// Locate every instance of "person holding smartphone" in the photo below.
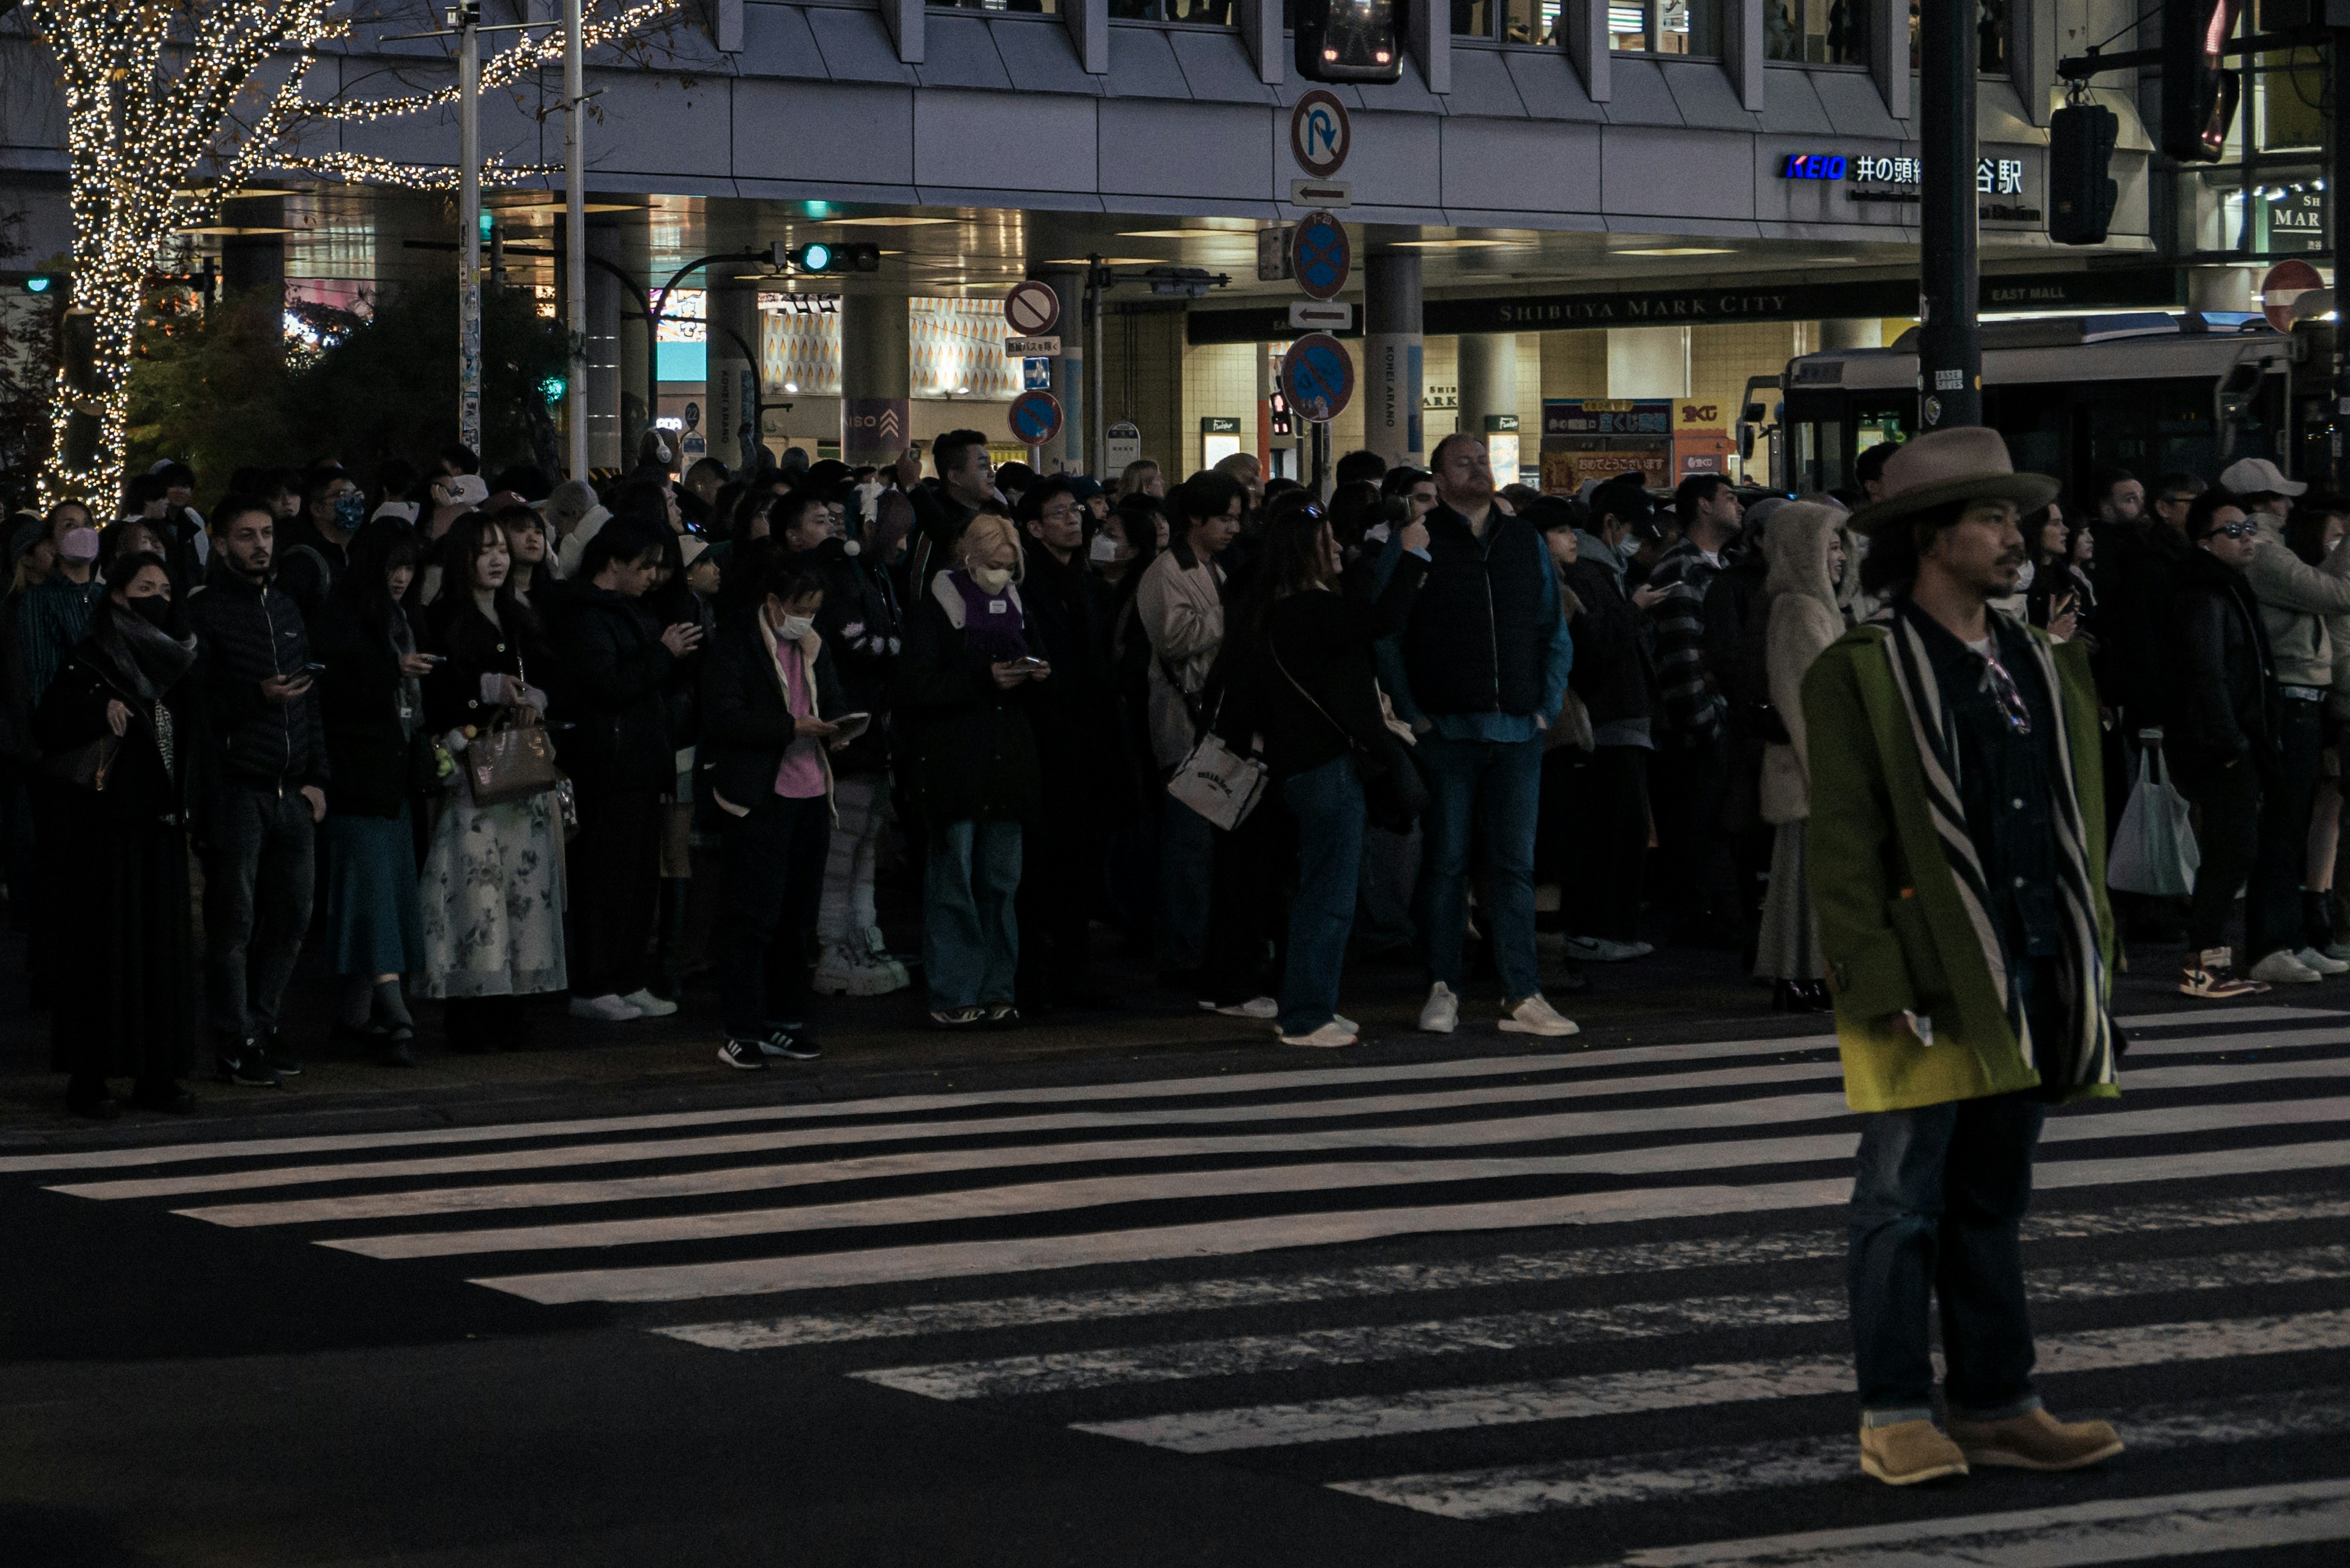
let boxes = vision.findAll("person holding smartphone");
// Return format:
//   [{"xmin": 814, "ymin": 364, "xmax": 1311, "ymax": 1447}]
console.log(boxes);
[{"xmin": 188, "ymin": 496, "xmax": 329, "ymax": 1089}]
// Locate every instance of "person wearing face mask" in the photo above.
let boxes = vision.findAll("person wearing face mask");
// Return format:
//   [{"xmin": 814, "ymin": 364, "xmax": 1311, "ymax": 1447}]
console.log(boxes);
[
  {"xmin": 15, "ymin": 515, "xmax": 105, "ymax": 725},
  {"xmin": 897, "ymin": 513, "xmax": 1048, "ymax": 1029},
  {"xmin": 276, "ymin": 466, "xmax": 363, "ymax": 627},
  {"xmin": 702, "ymin": 557, "xmax": 848, "ymax": 1069},
  {"xmin": 35, "ymin": 553, "xmax": 204, "ymax": 1118}
]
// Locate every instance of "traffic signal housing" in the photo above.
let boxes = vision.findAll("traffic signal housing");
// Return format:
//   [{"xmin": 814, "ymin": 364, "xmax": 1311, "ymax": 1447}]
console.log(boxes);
[
  {"xmin": 1296, "ymin": 0, "xmax": 1401, "ymax": 84},
  {"xmin": 2161, "ymin": 0, "xmax": 2244, "ymax": 163},
  {"xmin": 2049, "ymin": 102, "xmax": 2120, "ymax": 245},
  {"xmin": 774, "ymin": 241, "xmax": 881, "ymax": 275}
]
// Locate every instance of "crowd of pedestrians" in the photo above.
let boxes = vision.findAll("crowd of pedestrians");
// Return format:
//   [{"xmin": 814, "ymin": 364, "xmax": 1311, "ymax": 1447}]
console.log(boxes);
[{"xmin": 6, "ymin": 423, "xmax": 2348, "ymax": 1113}]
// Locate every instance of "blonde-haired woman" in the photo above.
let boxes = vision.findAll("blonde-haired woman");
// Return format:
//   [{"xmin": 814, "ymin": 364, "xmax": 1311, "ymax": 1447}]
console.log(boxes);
[
  {"xmin": 1755, "ymin": 501, "xmax": 1852, "ymax": 1012},
  {"xmin": 895, "ymin": 511, "xmax": 1049, "ymax": 1028}
]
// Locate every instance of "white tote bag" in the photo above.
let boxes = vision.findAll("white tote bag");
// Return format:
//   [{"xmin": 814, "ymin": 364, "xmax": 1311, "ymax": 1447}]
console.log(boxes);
[
  {"xmin": 2106, "ymin": 745, "xmax": 2201, "ymax": 897},
  {"xmin": 1166, "ymin": 732, "xmax": 1269, "ymax": 832}
]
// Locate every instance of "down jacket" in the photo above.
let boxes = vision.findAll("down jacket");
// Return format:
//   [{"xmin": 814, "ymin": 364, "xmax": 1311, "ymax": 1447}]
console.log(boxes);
[
  {"xmin": 1759, "ymin": 502, "xmax": 1852, "ymax": 826},
  {"xmin": 2247, "ymin": 515, "xmax": 2350, "ymax": 689}
]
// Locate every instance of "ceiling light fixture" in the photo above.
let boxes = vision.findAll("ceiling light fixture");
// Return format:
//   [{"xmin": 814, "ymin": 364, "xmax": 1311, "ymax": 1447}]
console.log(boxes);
[
  {"xmin": 1388, "ymin": 238, "xmax": 1513, "ymax": 249},
  {"xmin": 1610, "ymin": 247, "xmax": 1738, "ymax": 256},
  {"xmin": 815, "ymin": 216, "xmax": 953, "ymax": 227},
  {"xmin": 1114, "ymin": 227, "xmax": 1256, "ymax": 239}
]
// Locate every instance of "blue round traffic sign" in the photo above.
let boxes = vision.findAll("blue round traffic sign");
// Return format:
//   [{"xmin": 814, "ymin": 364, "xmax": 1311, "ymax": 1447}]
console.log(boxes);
[
  {"xmin": 1007, "ymin": 388, "xmax": 1063, "ymax": 447},
  {"xmin": 1289, "ymin": 211, "xmax": 1352, "ymax": 303},
  {"xmin": 1280, "ymin": 333, "xmax": 1354, "ymax": 425}
]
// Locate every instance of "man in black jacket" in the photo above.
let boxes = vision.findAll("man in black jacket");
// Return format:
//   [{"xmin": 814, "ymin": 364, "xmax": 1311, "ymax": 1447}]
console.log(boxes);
[
  {"xmin": 2164, "ymin": 491, "xmax": 2278, "ymax": 999},
  {"xmin": 898, "ymin": 431, "xmax": 998, "ymax": 592},
  {"xmin": 189, "ymin": 496, "xmax": 327, "ymax": 1088}
]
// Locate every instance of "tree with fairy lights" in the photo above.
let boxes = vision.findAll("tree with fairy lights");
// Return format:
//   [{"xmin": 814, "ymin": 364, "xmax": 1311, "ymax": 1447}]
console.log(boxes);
[{"xmin": 21, "ymin": 0, "xmax": 677, "ymax": 500}]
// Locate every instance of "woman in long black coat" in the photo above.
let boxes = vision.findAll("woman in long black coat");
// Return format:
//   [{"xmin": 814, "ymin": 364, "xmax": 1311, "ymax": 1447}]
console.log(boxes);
[{"xmin": 34, "ymin": 552, "xmax": 203, "ymax": 1118}]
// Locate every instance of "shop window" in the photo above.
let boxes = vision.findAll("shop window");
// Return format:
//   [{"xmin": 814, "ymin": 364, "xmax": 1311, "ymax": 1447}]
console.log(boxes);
[
  {"xmin": 1610, "ymin": 0, "xmax": 1719, "ymax": 56},
  {"xmin": 931, "ymin": 0, "xmax": 1064, "ymax": 11},
  {"xmin": 1453, "ymin": 0, "xmax": 1559, "ymax": 43},
  {"xmin": 1904, "ymin": 0, "xmax": 2007, "ymax": 75},
  {"xmin": 1764, "ymin": 0, "xmax": 1867, "ymax": 64},
  {"xmin": 1109, "ymin": 0, "xmax": 1235, "ymax": 16}
]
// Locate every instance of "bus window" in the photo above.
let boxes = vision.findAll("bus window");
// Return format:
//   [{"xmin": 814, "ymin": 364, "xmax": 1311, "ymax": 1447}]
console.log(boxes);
[{"xmin": 1821, "ymin": 420, "xmax": 1845, "ymax": 490}]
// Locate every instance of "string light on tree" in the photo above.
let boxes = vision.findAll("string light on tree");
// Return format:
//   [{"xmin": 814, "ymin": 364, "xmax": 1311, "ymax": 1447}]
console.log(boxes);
[{"xmin": 23, "ymin": 0, "xmax": 679, "ymax": 502}]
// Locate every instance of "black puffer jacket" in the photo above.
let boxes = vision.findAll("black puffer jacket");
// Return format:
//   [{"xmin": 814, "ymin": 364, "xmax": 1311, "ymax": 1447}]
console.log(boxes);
[
  {"xmin": 548, "ymin": 584, "xmax": 676, "ymax": 793},
  {"xmin": 315, "ymin": 602, "xmax": 417, "ymax": 819},
  {"xmin": 186, "ymin": 559, "xmax": 326, "ymax": 792},
  {"xmin": 808, "ymin": 539, "xmax": 902, "ymax": 776},
  {"xmin": 2165, "ymin": 546, "xmax": 2280, "ymax": 769},
  {"xmin": 699, "ymin": 611, "xmax": 850, "ymax": 813},
  {"xmin": 2094, "ymin": 519, "xmax": 2190, "ymax": 722},
  {"xmin": 895, "ymin": 573, "xmax": 1040, "ymax": 827},
  {"xmin": 1400, "ymin": 504, "xmax": 1553, "ymax": 717},
  {"xmin": 1561, "ymin": 557, "xmax": 1655, "ymax": 729},
  {"xmin": 1020, "ymin": 540, "xmax": 1135, "ymax": 817}
]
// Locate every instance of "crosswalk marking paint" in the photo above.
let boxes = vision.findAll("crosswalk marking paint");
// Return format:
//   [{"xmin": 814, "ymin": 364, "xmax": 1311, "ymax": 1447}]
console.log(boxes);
[
  {"xmin": 474, "ymin": 1139, "xmax": 2350, "ymax": 1303},
  {"xmin": 1332, "ymin": 1389, "xmax": 2350, "ymax": 1518},
  {"xmin": 332, "ymin": 1095, "xmax": 2350, "ymax": 1261},
  {"xmin": 1615, "ymin": 1477, "xmax": 2350, "ymax": 1567},
  {"xmin": 1069, "ymin": 1307, "xmax": 2350, "ymax": 1452},
  {"xmin": 2121, "ymin": 1005, "xmax": 2345, "ymax": 1028},
  {"xmin": 850, "ymin": 1245, "xmax": 2350, "ymax": 1402},
  {"xmin": 657, "ymin": 1193, "xmax": 2350, "ymax": 1351}
]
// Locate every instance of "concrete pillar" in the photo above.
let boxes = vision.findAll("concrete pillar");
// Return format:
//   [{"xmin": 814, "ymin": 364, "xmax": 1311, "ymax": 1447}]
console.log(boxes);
[
  {"xmin": 586, "ymin": 224, "xmax": 625, "ymax": 471},
  {"xmin": 1363, "ymin": 250, "xmax": 1425, "ymax": 468},
  {"xmin": 1027, "ymin": 264, "xmax": 1085, "ymax": 474},
  {"xmin": 220, "ymin": 195, "xmax": 285, "ymax": 303},
  {"xmin": 1457, "ymin": 332, "xmax": 1517, "ymax": 458},
  {"xmin": 1606, "ymin": 326, "xmax": 1688, "ymax": 400},
  {"xmin": 706, "ymin": 285, "xmax": 761, "ymax": 476},
  {"xmin": 1818, "ymin": 319, "xmax": 1884, "ymax": 351},
  {"xmin": 617, "ymin": 252, "xmax": 651, "ymax": 463},
  {"xmin": 840, "ymin": 291, "xmax": 911, "ymax": 468}
]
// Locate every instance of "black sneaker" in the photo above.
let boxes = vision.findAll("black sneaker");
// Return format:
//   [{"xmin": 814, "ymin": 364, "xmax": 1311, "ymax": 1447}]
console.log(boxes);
[
  {"xmin": 260, "ymin": 1028, "xmax": 303, "ymax": 1078},
  {"xmin": 761, "ymin": 1030, "xmax": 821, "ymax": 1061},
  {"xmin": 216, "ymin": 1042, "xmax": 282, "ymax": 1089},
  {"xmin": 717, "ymin": 1038, "xmax": 769, "ymax": 1070}
]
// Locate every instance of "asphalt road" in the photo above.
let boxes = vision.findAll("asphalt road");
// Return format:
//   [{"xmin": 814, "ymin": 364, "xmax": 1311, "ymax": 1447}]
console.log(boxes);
[{"xmin": 5, "ymin": 947, "xmax": 2349, "ymax": 1566}]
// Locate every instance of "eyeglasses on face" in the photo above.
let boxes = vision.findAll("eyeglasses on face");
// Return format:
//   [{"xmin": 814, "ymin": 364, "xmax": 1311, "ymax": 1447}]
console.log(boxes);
[{"xmin": 2209, "ymin": 522, "xmax": 2258, "ymax": 540}]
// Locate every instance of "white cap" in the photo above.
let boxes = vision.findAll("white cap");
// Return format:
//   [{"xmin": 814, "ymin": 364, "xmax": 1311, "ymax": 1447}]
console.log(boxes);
[
  {"xmin": 2219, "ymin": 457, "xmax": 2307, "ymax": 499},
  {"xmin": 441, "ymin": 474, "xmax": 490, "ymax": 509},
  {"xmin": 678, "ymin": 535, "xmax": 711, "ymax": 568}
]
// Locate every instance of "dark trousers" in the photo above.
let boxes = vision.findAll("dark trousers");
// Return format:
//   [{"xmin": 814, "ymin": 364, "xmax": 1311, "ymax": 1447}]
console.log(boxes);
[
  {"xmin": 2251, "ymin": 695, "xmax": 2324, "ymax": 961},
  {"xmin": 1203, "ymin": 794, "xmax": 1292, "ymax": 1007},
  {"xmin": 1016, "ymin": 805, "xmax": 1100, "ymax": 1006},
  {"xmin": 569, "ymin": 783, "xmax": 661, "ymax": 998},
  {"xmin": 1652, "ymin": 726, "xmax": 1736, "ymax": 933},
  {"xmin": 1559, "ymin": 745, "xmax": 1650, "ymax": 944},
  {"xmin": 2169, "ymin": 743, "xmax": 2264, "ymax": 958},
  {"xmin": 719, "ymin": 796, "xmax": 831, "ymax": 1039},
  {"xmin": 203, "ymin": 783, "xmax": 316, "ymax": 1043}
]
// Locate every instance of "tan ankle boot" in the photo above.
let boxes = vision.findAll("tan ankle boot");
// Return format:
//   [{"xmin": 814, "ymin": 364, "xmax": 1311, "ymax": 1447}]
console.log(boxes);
[
  {"xmin": 1946, "ymin": 1406, "xmax": 2124, "ymax": 1470},
  {"xmin": 1858, "ymin": 1419, "xmax": 1969, "ymax": 1485}
]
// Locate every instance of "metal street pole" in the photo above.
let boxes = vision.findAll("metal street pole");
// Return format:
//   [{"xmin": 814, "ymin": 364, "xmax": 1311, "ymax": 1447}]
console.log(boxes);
[
  {"xmin": 1915, "ymin": 0, "xmax": 1981, "ymax": 431},
  {"xmin": 458, "ymin": 2, "xmax": 483, "ymax": 454},
  {"xmin": 564, "ymin": 0, "xmax": 588, "ymax": 480},
  {"xmin": 2331, "ymin": 24, "xmax": 2350, "ymax": 487}
]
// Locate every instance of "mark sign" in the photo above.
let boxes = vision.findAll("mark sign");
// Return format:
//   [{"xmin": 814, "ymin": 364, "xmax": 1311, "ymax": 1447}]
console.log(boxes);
[
  {"xmin": 1289, "ymin": 89, "xmax": 1351, "ymax": 179},
  {"xmin": 1280, "ymin": 332, "xmax": 1355, "ymax": 424},
  {"xmin": 1004, "ymin": 280, "xmax": 1061, "ymax": 338},
  {"xmin": 1008, "ymin": 388, "xmax": 1064, "ymax": 448},
  {"xmin": 1290, "ymin": 211, "xmax": 1351, "ymax": 303}
]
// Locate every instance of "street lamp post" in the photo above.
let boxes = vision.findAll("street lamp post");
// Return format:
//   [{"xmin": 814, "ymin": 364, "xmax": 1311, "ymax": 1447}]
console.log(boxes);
[
  {"xmin": 458, "ymin": 0, "xmax": 483, "ymax": 454},
  {"xmin": 564, "ymin": 0, "xmax": 588, "ymax": 479},
  {"xmin": 1915, "ymin": 0, "xmax": 1982, "ymax": 432}
]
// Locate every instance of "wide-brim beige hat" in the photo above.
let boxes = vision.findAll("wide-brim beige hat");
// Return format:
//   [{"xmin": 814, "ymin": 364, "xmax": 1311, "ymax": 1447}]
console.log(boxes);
[{"xmin": 1848, "ymin": 427, "xmax": 2059, "ymax": 536}]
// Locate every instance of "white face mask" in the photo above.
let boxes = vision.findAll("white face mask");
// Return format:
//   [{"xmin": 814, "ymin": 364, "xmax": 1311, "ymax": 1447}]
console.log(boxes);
[
  {"xmin": 775, "ymin": 612, "xmax": 815, "ymax": 641},
  {"xmin": 971, "ymin": 564, "xmax": 1013, "ymax": 592},
  {"xmin": 2013, "ymin": 561, "xmax": 2035, "ymax": 592},
  {"xmin": 1089, "ymin": 534, "xmax": 1122, "ymax": 563}
]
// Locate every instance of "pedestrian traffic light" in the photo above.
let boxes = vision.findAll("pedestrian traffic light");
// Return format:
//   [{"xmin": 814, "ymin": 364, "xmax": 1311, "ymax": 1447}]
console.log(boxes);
[
  {"xmin": 20, "ymin": 274, "xmax": 55, "ymax": 294},
  {"xmin": 2048, "ymin": 102, "xmax": 2120, "ymax": 245},
  {"xmin": 2160, "ymin": 0, "xmax": 2244, "ymax": 163},
  {"xmin": 779, "ymin": 242, "xmax": 881, "ymax": 275},
  {"xmin": 1296, "ymin": 0, "xmax": 1401, "ymax": 84}
]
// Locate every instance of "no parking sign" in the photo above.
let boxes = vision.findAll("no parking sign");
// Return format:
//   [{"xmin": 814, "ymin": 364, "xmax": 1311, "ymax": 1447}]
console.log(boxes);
[{"xmin": 1280, "ymin": 334, "xmax": 1354, "ymax": 425}]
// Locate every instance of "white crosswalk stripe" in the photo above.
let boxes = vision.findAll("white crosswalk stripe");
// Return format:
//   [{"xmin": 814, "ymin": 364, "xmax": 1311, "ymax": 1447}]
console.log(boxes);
[{"xmin": 12, "ymin": 1004, "xmax": 2350, "ymax": 1561}]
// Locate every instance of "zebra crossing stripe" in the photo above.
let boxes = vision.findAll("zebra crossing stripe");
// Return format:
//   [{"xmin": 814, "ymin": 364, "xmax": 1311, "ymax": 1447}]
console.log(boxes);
[
  {"xmin": 1069, "ymin": 1307, "xmax": 2350, "ymax": 1453},
  {"xmin": 331, "ymin": 1095, "xmax": 2350, "ymax": 1262},
  {"xmin": 1331, "ymin": 1390, "xmax": 2350, "ymax": 1518},
  {"xmin": 849, "ymin": 1245, "xmax": 2350, "ymax": 1403},
  {"xmin": 658, "ymin": 1193, "xmax": 2350, "ymax": 1351},
  {"xmin": 2120, "ymin": 1005, "xmax": 2345, "ymax": 1028},
  {"xmin": 170, "ymin": 1057, "xmax": 2350, "ymax": 1230},
  {"xmin": 476, "ymin": 1138, "xmax": 2350, "ymax": 1304},
  {"xmin": 1613, "ymin": 1477, "xmax": 2350, "ymax": 1567}
]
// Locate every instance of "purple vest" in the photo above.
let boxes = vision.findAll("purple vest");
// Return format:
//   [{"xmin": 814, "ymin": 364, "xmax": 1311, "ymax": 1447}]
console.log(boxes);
[{"xmin": 950, "ymin": 571, "xmax": 1029, "ymax": 662}]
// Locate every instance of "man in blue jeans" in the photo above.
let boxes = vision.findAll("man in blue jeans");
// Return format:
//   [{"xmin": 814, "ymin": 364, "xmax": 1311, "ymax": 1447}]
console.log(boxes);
[
  {"xmin": 1378, "ymin": 433, "xmax": 1577, "ymax": 1039},
  {"xmin": 188, "ymin": 498, "xmax": 328, "ymax": 1089}
]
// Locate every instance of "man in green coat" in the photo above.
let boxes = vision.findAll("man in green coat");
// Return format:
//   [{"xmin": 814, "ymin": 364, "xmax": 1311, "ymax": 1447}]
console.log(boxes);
[{"xmin": 1804, "ymin": 427, "xmax": 2124, "ymax": 1487}]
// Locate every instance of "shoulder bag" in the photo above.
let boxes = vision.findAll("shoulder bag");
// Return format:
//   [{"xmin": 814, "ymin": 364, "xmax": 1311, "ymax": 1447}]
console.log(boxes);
[
  {"xmin": 466, "ymin": 654, "xmax": 564, "ymax": 806},
  {"xmin": 1271, "ymin": 641, "xmax": 1427, "ymax": 834}
]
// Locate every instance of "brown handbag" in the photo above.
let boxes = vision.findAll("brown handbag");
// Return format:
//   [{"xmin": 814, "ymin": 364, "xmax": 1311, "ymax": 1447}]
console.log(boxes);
[
  {"xmin": 466, "ymin": 711, "xmax": 563, "ymax": 805},
  {"xmin": 44, "ymin": 734, "xmax": 121, "ymax": 793}
]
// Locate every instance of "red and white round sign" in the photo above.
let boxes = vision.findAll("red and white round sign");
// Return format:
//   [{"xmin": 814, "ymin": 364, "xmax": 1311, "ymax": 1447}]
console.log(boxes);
[
  {"xmin": 2261, "ymin": 259, "xmax": 2323, "ymax": 332},
  {"xmin": 1004, "ymin": 280, "xmax": 1061, "ymax": 337}
]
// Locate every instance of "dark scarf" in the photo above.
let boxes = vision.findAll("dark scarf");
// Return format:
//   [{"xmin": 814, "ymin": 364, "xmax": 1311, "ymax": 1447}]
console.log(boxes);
[{"xmin": 92, "ymin": 602, "xmax": 196, "ymax": 704}]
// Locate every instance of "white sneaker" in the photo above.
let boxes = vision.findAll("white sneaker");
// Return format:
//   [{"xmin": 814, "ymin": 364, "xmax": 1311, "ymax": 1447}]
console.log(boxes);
[
  {"xmin": 569, "ymin": 993, "xmax": 643, "ymax": 1022},
  {"xmin": 1208, "ymin": 996, "xmax": 1279, "ymax": 1020},
  {"xmin": 2249, "ymin": 949, "xmax": 2323, "ymax": 984},
  {"xmin": 1277, "ymin": 1021, "xmax": 1359, "ymax": 1048},
  {"xmin": 1419, "ymin": 982, "xmax": 1458, "ymax": 1034},
  {"xmin": 2294, "ymin": 946, "xmax": 2350, "ymax": 976},
  {"xmin": 1625, "ymin": 940, "xmax": 1655, "ymax": 957},
  {"xmin": 1333, "ymin": 1014, "xmax": 1357, "ymax": 1033},
  {"xmin": 1500, "ymin": 994, "xmax": 1580, "ymax": 1037},
  {"xmin": 1566, "ymin": 936, "xmax": 1647, "ymax": 963},
  {"xmin": 621, "ymin": 988, "xmax": 678, "ymax": 1018},
  {"xmin": 815, "ymin": 946, "xmax": 906, "ymax": 998}
]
